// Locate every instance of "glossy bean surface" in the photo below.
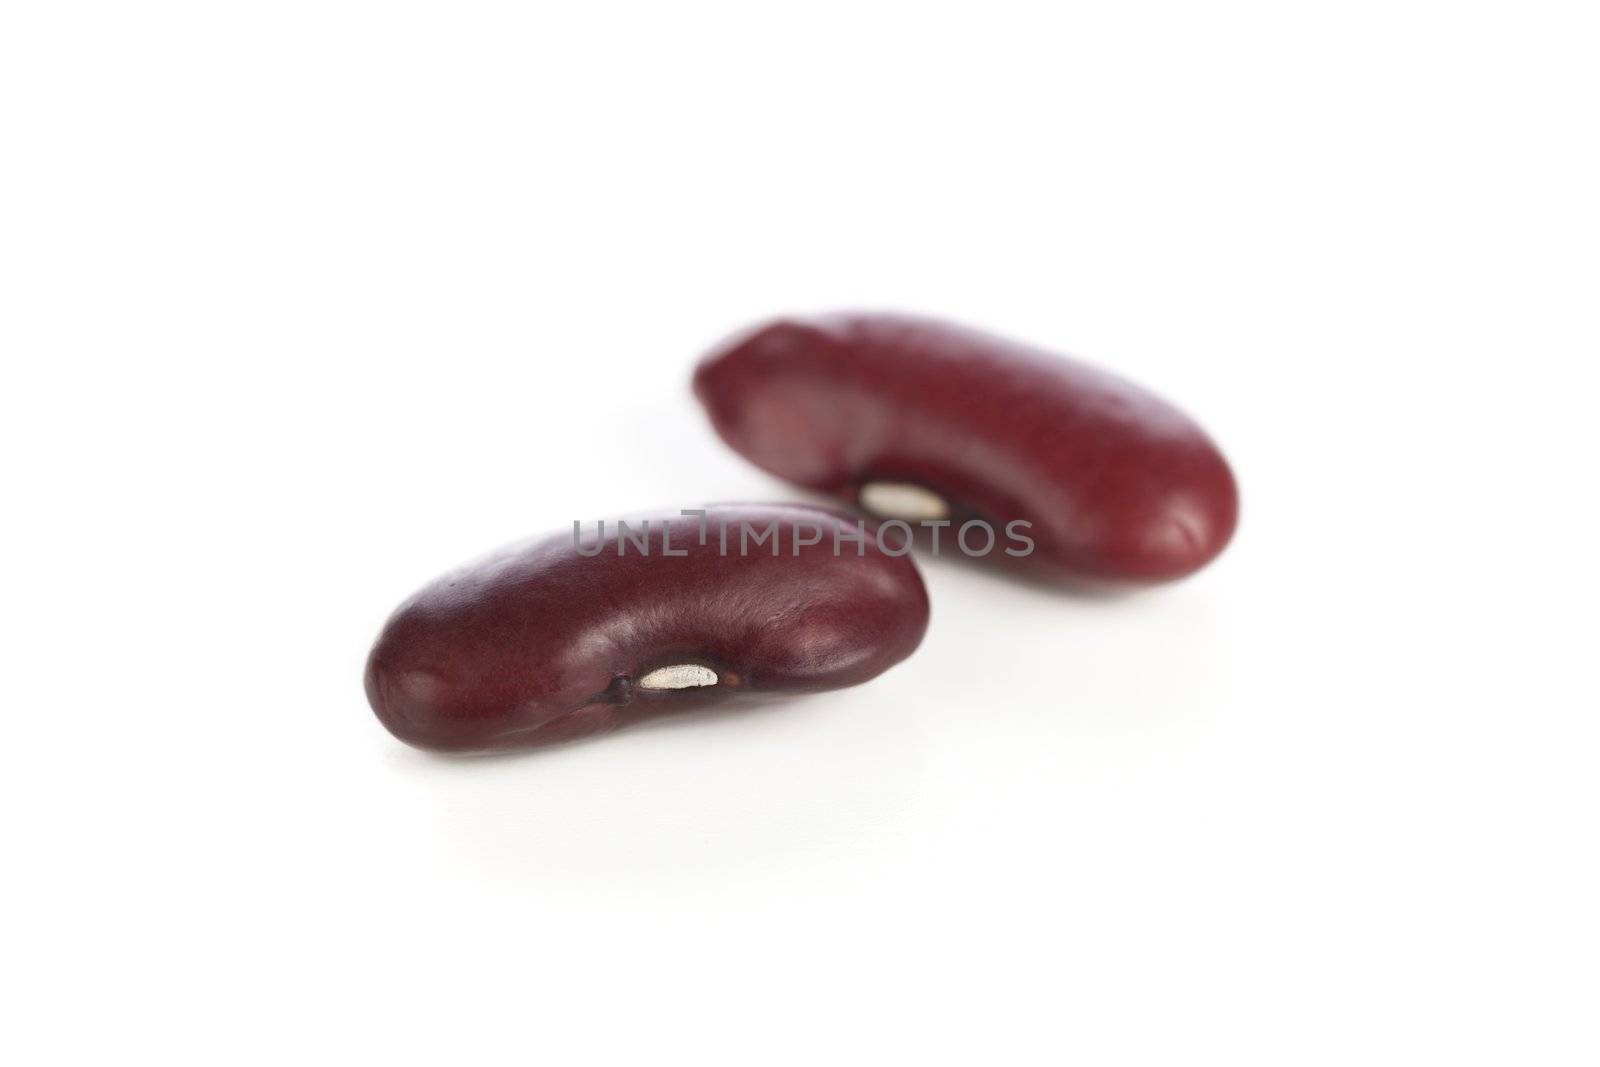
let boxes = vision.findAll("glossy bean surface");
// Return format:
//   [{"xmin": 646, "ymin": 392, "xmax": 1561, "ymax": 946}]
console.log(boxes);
[
  {"xmin": 365, "ymin": 504, "xmax": 929, "ymax": 753},
  {"xmin": 694, "ymin": 313, "xmax": 1239, "ymax": 585}
]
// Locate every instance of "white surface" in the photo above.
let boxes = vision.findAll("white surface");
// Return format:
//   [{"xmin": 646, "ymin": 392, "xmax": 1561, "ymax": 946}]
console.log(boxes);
[{"xmin": 3, "ymin": 2, "xmax": 1597, "ymax": 1063}]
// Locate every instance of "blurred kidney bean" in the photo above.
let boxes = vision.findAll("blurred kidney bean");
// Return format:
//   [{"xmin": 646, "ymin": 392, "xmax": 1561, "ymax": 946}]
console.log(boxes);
[
  {"xmin": 694, "ymin": 313, "xmax": 1239, "ymax": 585},
  {"xmin": 365, "ymin": 504, "xmax": 929, "ymax": 753}
]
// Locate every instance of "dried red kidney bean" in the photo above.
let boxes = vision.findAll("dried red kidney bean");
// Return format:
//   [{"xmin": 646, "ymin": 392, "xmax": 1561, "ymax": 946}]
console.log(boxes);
[
  {"xmin": 694, "ymin": 313, "xmax": 1239, "ymax": 585},
  {"xmin": 365, "ymin": 504, "xmax": 929, "ymax": 753}
]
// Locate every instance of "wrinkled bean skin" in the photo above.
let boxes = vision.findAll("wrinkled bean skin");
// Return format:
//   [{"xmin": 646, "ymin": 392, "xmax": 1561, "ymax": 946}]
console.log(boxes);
[
  {"xmin": 365, "ymin": 505, "xmax": 929, "ymax": 753},
  {"xmin": 694, "ymin": 313, "xmax": 1239, "ymax": 585}
]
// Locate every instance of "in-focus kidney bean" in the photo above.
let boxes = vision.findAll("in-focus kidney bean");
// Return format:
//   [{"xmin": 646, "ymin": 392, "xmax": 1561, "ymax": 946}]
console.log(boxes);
[
  {"xmin": 694, "ymin": 313, "xmax": 1239, "ymax": 585},
  {"xmin": 365, "ymin": 504, "xmax": 929, "ymax": 753}
]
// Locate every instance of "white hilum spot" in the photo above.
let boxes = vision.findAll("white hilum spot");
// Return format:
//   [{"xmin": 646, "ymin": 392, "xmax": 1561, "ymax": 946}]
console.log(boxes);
[
  {"xmin": 638, "ymin": 664, "xmax": 719, "ymax": 690},
  {"xmin": 859, "ymin": 481, "xmax": 951, "ymax": 522}
]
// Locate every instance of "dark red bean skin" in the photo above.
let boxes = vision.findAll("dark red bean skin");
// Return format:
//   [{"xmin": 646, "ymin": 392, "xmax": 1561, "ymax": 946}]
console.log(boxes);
[
  {"xmin": 365, "ymin": 505, "xmax": 929, "ymax": 754},
  {"xmin": 694, "ymin": 313, "xmax": 1239, "ymax": 585}
]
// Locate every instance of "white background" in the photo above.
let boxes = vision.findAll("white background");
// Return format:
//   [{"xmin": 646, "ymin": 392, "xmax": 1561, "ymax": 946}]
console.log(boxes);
[{"xmin": 4, "ymin": 2, "xmax": 1597, "ymax": 1063}]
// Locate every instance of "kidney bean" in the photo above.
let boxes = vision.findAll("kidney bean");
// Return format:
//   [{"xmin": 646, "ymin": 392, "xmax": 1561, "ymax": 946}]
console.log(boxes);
[
  {"xmin": 694, "ymin": 313, "xmax": 1239, "ymax": 585},
  {"xmin": 365, "ymin": 504, "xmax": 929, "ymax": 753}
]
